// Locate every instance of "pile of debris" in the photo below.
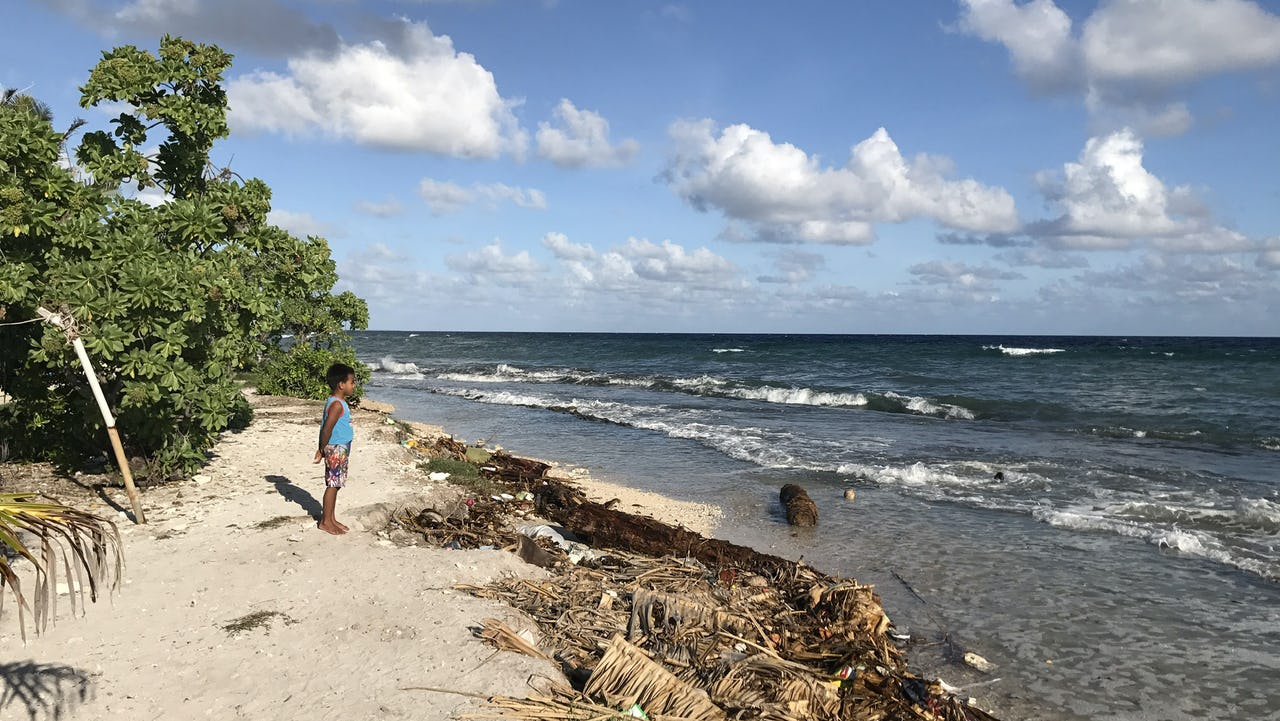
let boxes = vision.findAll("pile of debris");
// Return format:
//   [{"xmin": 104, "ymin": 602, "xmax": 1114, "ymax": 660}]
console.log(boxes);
[{"xmin": 395, "ymin": 434, "xmax": 1001, "ymax": 721}]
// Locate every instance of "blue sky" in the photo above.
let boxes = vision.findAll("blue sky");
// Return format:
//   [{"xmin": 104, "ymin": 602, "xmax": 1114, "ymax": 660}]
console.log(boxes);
[{"xmin": 5, "ymin": 0, "xmax": 1280, "ymax": 335}]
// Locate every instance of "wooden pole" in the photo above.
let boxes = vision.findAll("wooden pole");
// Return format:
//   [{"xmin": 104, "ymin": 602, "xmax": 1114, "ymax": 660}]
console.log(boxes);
[{"xmin": 36, "ymin": 307, "xmax": 146, "ymax": 524}]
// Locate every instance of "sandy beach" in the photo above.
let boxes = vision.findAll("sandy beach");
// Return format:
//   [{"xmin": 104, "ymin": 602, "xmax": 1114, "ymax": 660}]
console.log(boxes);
[{"xmin": 0, "ymin": 392, "xmax": 721, "ymax": 721}]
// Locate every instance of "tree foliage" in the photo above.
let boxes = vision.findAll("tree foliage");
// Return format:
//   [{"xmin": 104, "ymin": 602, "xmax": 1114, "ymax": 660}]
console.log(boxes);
[{"xmin": 0, "ymin": 36, "xmax": 367, "ymax": 480}]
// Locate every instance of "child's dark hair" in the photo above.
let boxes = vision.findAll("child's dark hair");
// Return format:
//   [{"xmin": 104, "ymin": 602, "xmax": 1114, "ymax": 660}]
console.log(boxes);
[{"xmin": 326, "ymin": 363, "xmax": 356, "ymax": 391}]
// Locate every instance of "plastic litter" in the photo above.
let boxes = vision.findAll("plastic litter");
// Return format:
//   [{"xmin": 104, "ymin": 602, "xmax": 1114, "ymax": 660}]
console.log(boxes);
[
  {"xmin": 427, "ymin": 471, "xmax": 450, "ymax": 482},
  {"xmin": 622, "ymin": 704, "xmax": 649, "ymax": 719}
]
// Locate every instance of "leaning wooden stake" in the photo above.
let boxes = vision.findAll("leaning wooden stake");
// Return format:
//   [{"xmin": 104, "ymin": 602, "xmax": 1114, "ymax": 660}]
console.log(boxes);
[{"xmin": 36, "ymin": 307, "xmax": 146, "ymax": 524}]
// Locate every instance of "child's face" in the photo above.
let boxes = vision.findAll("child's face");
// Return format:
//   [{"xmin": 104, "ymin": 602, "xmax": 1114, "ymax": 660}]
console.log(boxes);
[{"xmin": 339, "ymin": 374, "xmax": 356, "ymax": 395}]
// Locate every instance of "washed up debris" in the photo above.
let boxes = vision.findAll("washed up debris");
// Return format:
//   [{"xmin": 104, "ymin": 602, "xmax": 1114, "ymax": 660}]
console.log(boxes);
[
  {"xmin": 392, "ymin": 429, "xmax": 1004, "ymax": 721},
  {"xmin": 964, "ymin": 651, "xmax": 998, "ymax": 673},
  {"xmin": 780, "ymin": 483, "xmax": 818, "ymax": 526}
]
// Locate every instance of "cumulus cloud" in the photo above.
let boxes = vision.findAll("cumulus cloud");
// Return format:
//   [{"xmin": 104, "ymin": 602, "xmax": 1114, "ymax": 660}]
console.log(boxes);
[
  {"xmin": 955, "ymin": 0, "xmax": 1280, "ymax": 135},
  {"xmin": 536, "ymin": 99, "xmax": 640, "ymax": 168},
  {"xmin": 909, "ymin": 260, "xmax": 1025, "ymax": 285},
  {"xmin": 267, "ymin": 209, "xmax": 336, "ymax": 238},
  {"xmin": 355, "ymin": 197, "xmax": 405, "ymax": 217},
  {"xmin": 1081, "ymin": 0, "xmax": 1280, "ymax": 86},
  {"xmin": 541, "ymin": 231, "xmax": 597, "ymax": 261},
  {"xmin": 445, "ymin": 242, "xmax": 547, "ymax": 282},
  {"xmin": 227, "ymin": 19, "xmax": 527, "ymax": 157},
  {"xmin": 758, "ymin": 249, "xmax": 826, "ymax": 284},
  {"xmin": 622, "ymin": 238, "xmax": 739, "ymax": 285},
  {"xmin": 955, "ymin": 0, "xmax": 1080, "ymax": 92},
  {"xmin": 1258, "ymin": 249, "xmax": 1280, "ymax": 269},
  {"xmin": 937, "ymin": 231, "xmax": 1030, "ymax": 247},
  {"xmin": 1030, "ymin": 129, "xmax": 1252, "ymax": 252},
  {"xmin": 417, "ymin": 179, "xmax": 547, "ymax": 215},
  {"xmin": 539, "ymin": 233, "xmax": 741, "ymax": 292},
  {"xmin": 663, "ymin": 119, "xmax": 1018, "ymax": 245},
  {"xmin": 997, "ymin": 248, "xmax": 1090, "ymax": 268}
]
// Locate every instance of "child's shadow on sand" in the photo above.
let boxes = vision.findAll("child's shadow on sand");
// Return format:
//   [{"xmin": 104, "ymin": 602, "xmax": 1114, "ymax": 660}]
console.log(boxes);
[{"xmin": 266, "ymin": 475, "xmax": 322, "ymax": 520}]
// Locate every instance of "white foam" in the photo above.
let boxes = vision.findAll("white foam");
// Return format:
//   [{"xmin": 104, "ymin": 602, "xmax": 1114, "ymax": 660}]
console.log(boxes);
[
  {"xmin": 438, "ymin": 372, "xmax": 503, "ymax": 383},
  {"xmin": 984, "ymin": 344, "xmax": 1065, "ymax": 356},
  {"xmin": 373, "ymin": 356, "xmax": 424, "ymax": 378},
  {"xmin": 725, "ymin": 386, "xmax": 869, "ymax": 407},
  {"xmin": 836, "ymin": 461, "xmax": 984, "ymax": 489},
  {"xmin": 711, "ymin": 348, "xmax": 745, "ymax": 353},
  {"xmin": 1036, "ymin": 508, "xmax": 1277, "ymax": 580},
  {"xmin": 884, "ymin": 391, "xmax": 976, "ymax": 420},
  {"xmin": 408, "ymin": 333, "xmax": 419, "ymax": 338}
]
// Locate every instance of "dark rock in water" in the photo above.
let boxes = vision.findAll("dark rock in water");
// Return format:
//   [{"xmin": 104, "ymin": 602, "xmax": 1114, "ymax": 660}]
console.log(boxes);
[
  {"xmin": 780, "ymin": 483, "xmax": 818, "ymax": 526},
  {"xmin": 993, "ymin": 471, "xmax": 1005, "ymax": 481}
]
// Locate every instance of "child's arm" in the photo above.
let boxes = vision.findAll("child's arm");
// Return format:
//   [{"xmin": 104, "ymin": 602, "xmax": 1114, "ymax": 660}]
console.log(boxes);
[{"xmin": 313, "ymin": 401, "xmax": 343, "ymax": 463}]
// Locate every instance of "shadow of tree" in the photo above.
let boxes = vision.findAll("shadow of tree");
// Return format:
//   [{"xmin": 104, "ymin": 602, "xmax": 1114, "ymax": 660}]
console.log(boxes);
[
  {"xmin": 0, "ymin": 661, "xmax": 92, "ymax": 721},
  {"xmin": 266, "ymin": 475, "xmax": 321, "ymax": 520}
]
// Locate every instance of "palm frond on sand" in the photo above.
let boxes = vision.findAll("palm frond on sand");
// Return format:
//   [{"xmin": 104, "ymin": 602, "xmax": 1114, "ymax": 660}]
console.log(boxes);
[{"xmin": 0, "ymin": 493, "xmax": 122, "ymax": 641}]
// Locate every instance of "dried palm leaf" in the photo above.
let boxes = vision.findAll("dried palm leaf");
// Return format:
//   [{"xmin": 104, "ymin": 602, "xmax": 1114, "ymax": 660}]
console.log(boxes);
[
  {"xmin": 585, "ymin": 634, "xmax": 725, "ymax": 721},
  {"xmin": 0, "ymin": 493, "xmax": 122, "ymax": 641}
]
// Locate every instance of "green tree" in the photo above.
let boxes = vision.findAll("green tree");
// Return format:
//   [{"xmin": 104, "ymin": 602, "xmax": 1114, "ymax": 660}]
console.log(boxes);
[{"xmin": 0, "ymin": 37, "xmax": 366, "ymax": 480}]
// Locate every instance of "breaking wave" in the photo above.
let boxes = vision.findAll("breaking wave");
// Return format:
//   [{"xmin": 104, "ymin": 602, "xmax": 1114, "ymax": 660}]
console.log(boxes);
[
  {"xmin": 369, "ymin": 356, "xmax": 425, "ymax": 379},
  {"xmin": 433, "ymin": 364, "xmax": 974, "ymax": 418},
  {"xmin": 984, "ymin": 345, "xmax": 1066, "ymax": 356}
]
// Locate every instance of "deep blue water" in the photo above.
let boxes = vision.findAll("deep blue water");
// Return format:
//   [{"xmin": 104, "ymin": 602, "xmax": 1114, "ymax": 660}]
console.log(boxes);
[{"xmin": 354, "ymin": 332, "xmax": 1279, "ymax": 721}]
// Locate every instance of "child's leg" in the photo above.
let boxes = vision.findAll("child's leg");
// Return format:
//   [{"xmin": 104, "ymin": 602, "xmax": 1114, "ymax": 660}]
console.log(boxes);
[
  {"xmin": 319, "ymin": 444, "xmax": 349, "ymax": 535},
  {"xmin": 319, "ymin": 486, "xmax": 345, "ymax": 535}
]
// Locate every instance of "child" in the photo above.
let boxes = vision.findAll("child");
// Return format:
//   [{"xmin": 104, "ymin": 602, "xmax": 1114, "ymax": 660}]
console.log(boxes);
[{"xmin": 313, "ymin": 363, "xmax": 356, "ymax": 535}]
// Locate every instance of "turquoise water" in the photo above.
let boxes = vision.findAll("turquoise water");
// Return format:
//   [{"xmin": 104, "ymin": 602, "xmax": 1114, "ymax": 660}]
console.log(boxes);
[{"xmin": 354, "ymin": 331, "xmax": 1279, "ymax": 720}]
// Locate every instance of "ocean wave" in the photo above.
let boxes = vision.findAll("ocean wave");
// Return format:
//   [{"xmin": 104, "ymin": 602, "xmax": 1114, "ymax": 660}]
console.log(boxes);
[
  {"xmin": 369, "ymin": 356, "xmax": 425, "ymax": 379},
  {"xmin": 431, "ymin": 364, "xmax": 975, "ymax": 419},
  {"xmin": 712, "ymin": 348, "xmax": 745, "ymax": 353},
  {"xmin": 983, "ymin": 344, "xmax": 1066, "ymax": 356},
  {"xmin": 432, "ymin": 387, "xmax": 828, "ymax": 470},
  {"xmin": 881, "ymin": 392, "xmax": 976, "ymax": 420},
  {"xmin": 1035, "ymin": 509, "xmax": 1277, "ymax": 581}
]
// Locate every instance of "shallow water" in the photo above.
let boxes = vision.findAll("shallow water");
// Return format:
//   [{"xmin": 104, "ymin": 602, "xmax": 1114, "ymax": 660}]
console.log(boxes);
[{"xmin": 356, "ymin": 331, "xmax": 1280, "ymax": 720}]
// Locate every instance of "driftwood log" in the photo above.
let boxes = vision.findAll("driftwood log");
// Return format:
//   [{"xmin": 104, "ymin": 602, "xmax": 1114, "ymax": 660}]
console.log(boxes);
[{"xmin": 780, "ymin": 484, "xmax": 818, "ymax": 526}]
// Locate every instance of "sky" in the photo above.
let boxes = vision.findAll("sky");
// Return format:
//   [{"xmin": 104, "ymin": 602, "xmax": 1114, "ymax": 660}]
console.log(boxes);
[{"xmin": 4, "ymin": 0, "xmax": 1280, "ymax": 336}]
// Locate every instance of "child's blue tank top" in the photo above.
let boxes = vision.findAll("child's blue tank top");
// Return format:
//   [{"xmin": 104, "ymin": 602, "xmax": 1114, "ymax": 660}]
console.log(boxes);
[{"xmin": 324, "ymin": 397, "xmax": 353, "ymax": 445}]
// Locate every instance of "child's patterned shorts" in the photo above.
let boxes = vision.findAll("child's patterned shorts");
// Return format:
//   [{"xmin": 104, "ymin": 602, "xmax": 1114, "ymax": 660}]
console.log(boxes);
[{"xmin": 323, "ymin": 443, "xmax": 350, "ymax": 488}]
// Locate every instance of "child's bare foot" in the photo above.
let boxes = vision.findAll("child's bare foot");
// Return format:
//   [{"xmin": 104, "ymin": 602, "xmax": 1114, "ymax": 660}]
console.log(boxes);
[{"xmin": 317, "ymin": 521, "xmax": 347, "ymax": 535}]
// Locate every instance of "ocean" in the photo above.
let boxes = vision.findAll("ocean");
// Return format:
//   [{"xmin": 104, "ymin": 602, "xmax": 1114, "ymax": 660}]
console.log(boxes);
[{"xmin": 352, "ymin": 331, "xmax": 1279, "ymax": 721}]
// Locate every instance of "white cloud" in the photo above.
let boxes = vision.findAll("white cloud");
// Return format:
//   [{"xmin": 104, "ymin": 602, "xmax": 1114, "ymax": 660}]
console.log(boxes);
[
  {"xmin": 536, "ymin": 99, "xmax": 639, "ymax": 168},
  {"xmin": 757, "ymin": 249, "xmax": 826, "ymax": 284},
  {"xmin": 620, "ymin": 238, "xmax": 738, "ymax": 286},
  {"xmin": 955, "ymin": 0, "xmax": 1080, "ymax": 91},
  {"xmin": 1258, "ymin": 249, "xmax": 1280, "ymax": 269},
  {"xmin": 267, "ymin": 209, "xmax": 335, "ymax": 238},
  {"xmin": 1081, "ymin": 0, "xmax": 1280, "ymax": 85},
  {"xmin": 663, "ymin": 119, "xmax": 1018, "ymax": 245},
  {"xmin": 538, "ymin": 233, "xmax": 741, "ymax": 293},
  {"xmin": 909, "ymin": 260, "xmax": 1025, "ymax": 285},
  {"xmin": 1031, "ymin": 129, "xmax": 1253, "ymax": 252},
  {"xmin": 445, "ymin": 242, "xmax": 547, "ymax": 281},
  {"xmin": 997, "ymin": 248, "xmax": 1090, "ymax": 268},
  {"xmin": 228, "ymin": 19, "xmax": 527, "ymax": 157},
  {"xmin": 417, "ymin": 178, "xmax": 547, "ymax": 215},
  {"xmin": 956, "ymin": 0, "xmax": 1280, "ymax": 134},
  {"xmin": 355, "ymin": 197, "xmax": 405, "ymax": 217},
  {"xmin": 541, "ymin": 232, "xmax": 597, "ymax": 261}
]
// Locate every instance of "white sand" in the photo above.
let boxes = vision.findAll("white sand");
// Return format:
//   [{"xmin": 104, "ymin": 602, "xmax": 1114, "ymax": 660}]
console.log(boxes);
[{"xmin": 0, "ymin": 393, "xmax": 720, "ymax": 720}]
